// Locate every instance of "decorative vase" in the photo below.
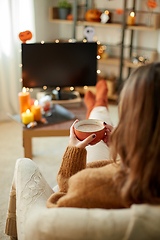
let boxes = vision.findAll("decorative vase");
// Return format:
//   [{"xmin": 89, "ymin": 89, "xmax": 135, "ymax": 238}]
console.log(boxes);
[{"xmin": 58, "ymin": 8, "xmax": 71, "ymax": 20}]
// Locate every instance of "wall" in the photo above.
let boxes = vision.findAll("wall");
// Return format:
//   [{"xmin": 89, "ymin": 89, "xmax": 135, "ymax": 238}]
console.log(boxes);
[{"xmin": 32, "ymin": 0, "xmax": 160, "ymax": 88}]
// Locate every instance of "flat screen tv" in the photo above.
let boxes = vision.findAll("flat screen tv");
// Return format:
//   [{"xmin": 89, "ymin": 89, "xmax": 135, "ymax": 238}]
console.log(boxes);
[{"xmin": 22, "ymin": 42, "xmax": 97, "ymax": 89}]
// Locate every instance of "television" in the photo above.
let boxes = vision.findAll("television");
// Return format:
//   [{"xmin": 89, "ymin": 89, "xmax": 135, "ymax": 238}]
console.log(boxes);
[{"xmin": 22, "ymin": 42, "xmax": 97, "ymax": 90}]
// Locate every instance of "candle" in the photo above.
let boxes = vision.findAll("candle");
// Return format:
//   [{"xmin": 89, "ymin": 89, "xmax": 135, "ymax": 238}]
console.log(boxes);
[
  {"xmin": 18, "ymin": 87, "xmax": 31, "ymax": 115},
  {"xmin": 127, "ymin": 12, "xmax": 136, "ymax": 25},
  {"xmin": 21, "ymin": 109, "xmax": 34, "ymax": 125},
  {"xmin": 31, "ymin": 100, "xmax": 42, "ymax": 122}
]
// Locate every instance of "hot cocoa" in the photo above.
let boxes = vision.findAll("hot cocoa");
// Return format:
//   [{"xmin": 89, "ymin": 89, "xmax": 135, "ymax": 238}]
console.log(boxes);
[{"xmin": 77, "ymin": 124, "xmax": 103, "ymax": 132}]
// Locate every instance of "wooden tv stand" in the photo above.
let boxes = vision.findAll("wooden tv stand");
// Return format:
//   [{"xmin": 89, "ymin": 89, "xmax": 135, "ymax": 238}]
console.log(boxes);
[{"xmin": 23, "ymin": 104, "xmax": 87, "ymax": 159}]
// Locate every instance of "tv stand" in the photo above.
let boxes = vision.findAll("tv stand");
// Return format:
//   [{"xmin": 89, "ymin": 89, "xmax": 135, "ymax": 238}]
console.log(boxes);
[{"xmin": 37, "ymin": 89, "xmax": 82, "ymax": 108}]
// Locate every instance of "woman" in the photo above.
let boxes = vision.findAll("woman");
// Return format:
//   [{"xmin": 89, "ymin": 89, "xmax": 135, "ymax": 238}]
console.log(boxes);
[{"xmin": 46, "ymin": 62, "xmax": 160, "ymax": 209}]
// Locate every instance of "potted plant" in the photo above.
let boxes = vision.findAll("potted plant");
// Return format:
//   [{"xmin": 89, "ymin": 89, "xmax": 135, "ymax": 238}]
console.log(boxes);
[{"xmin": 58, "ymin": 0, "xmax": 72, "ymax": 20}]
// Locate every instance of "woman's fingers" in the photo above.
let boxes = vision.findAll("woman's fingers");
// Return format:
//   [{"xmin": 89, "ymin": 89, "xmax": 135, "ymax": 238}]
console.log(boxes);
[{"xmin": 78, "ymin": 134, "xmax": 96, "ymax": 148}]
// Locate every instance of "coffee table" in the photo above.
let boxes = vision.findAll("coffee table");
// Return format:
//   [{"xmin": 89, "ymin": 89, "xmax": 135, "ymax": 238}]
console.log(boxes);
[{"xmin": 23, "ymin": 104, "xmax": 87, "ymax": 159}]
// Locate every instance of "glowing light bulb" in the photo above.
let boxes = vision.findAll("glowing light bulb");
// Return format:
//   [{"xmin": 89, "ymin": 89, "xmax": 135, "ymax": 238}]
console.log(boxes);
[
  {"xmin": 97, "ymin": 55, "xmax": 100, "ymax": 59},
  {"xmin": 97, "ymin": 70, "xmax": 101, "ymax": 74},
  {"xmin": 43, "ymin": 86, "xmax": 47, "ymax": 90},
  {"xmin": 56, "ymin": 86, "xmax": 60, "ymax": 91},
  {"xmin": 84, "ymin": 86, "xmax": 88, "ymax": 90},
  {"xmin": 70, "ymin": 86, "xmax": 74, "ymax": 91}
]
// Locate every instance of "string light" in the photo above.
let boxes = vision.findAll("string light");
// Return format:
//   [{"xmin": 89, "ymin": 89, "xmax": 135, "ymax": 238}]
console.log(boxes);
[{"xmin": 43, "ymin": 86, "xmax": 47, "ymax": 90}]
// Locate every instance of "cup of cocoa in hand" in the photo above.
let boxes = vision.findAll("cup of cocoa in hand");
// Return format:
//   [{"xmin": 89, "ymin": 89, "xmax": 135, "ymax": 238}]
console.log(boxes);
[{"xmin": 74, "ymin": 119, "xmax": 106, "ymax": 145}]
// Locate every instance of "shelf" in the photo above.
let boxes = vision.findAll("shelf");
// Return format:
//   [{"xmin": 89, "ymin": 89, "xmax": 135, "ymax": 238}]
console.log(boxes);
[
  {"xmin": 98, "ymin": 58, "xmax": 150, "ymax": 69},
  {"xmin": 50, "ymin": 18, "xmax": 160, "ymax": 31}
]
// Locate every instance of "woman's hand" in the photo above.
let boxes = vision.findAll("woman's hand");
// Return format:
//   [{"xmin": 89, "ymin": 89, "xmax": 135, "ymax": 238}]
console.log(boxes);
[
  {"xmin": 68, "ymin": 119, "xmax": 96, "ymax": 149},
  {"xmin": 102, "ymin": 122, "xmax": 114, "ymax": 147}
]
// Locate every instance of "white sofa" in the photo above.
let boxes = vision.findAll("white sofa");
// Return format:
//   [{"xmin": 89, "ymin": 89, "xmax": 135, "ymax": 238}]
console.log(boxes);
[{"xmin": 5, "ymin": 158, "xmax": 160, "ymax": 240}]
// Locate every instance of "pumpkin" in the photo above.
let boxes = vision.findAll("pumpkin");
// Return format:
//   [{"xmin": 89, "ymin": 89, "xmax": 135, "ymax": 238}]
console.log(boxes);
[
  {"xmin": 116, "ymin": 9, "xmax": 124, "ymax": 15},
  {"xmin": 85, "ymin": 9, "xmax": 102, "ymax": 22},
  {"xmin": 67, "ymin": 14, "xmax": 73, "ymax": 20},
  {"xmin": 19, "ymin": 30, "xmax": 32, "ymax": 43},
  {"xmin": 147, "ymin": 0, "xmax": 157, "ymax": 9}
]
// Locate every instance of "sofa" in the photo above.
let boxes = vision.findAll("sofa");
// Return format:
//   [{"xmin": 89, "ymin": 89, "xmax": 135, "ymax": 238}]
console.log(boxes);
[{"xmin": 5, "ymin": 158, "xmax": 160, "ymax": 240}]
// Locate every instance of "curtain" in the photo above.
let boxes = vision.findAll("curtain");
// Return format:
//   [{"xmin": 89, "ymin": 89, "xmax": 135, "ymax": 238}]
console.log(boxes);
[{"xmin": 0, "ymin": 0, "xmax": 35, "ymax": 121}]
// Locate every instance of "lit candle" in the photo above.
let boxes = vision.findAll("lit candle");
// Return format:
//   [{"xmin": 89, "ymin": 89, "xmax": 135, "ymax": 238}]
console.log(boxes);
[
  {"xmin": 21, "ymin": 109, "xmax": 34, "ymax": 125},
  {"xmin": 31, "ymin": 100, "xmax": 42, "ymax": 122},
  {"xmin": 18, "ymin": 87, "xmax": 31, "ymax": 115},
  {"xmin": 127, "ymin": 12, "xmax": 136, "ymax": 25}
]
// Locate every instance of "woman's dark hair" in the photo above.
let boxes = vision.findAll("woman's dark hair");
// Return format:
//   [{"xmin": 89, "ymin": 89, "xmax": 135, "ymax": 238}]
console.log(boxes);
[{"xmin": 110, "ymin": 62, "xmax": 160, "ymax": 206}]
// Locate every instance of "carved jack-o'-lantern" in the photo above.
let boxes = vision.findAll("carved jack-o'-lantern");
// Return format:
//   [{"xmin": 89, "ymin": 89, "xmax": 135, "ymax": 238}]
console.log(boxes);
[
  {"xmin": 85, "ymin": 9, "xmax": 102, "ymax": 22},
  {"xmin": 147, "ymin": 0, "xmax": 157, "ymax": 9},
  {"xmin": 19, "ymin": 30, "xmax": 32, "ymax": 43}
]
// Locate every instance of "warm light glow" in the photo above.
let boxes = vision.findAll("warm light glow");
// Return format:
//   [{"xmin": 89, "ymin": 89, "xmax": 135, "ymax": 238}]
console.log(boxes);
[
  {"xmin": 41, "ymin": 41, "xmax": 45, "ymax": 44},
  {"xmin": 43, "ymin": 86, "xmax": 47, "ymax": 90},
  {"xmin": 130, "ymin": 12, "xmax": 135, "ymax": 17},
  {"xmin": 22, "ymin": 87, "xmax": 26, "ymax": 93},
  {"xmin": 105, "ymin": 10, "xmax": 109, "ymax": 15},
  {"xmin": 26, "ymin": 109, "xmax": 30, "ymax": 114},
  {"xmin": 56, "ymin": 86, "xmax": 60, "ymax": 91},
  {"xmin": 83, "ymin": 86, "xmax": 88, "ymax": 90},
  {"xmin": 97, "ymin": 41, "xmax": 101, "ymax": 45},
  {"xmin": 83, "ymin": 39, "xmax": 87, "ymax": 43},
  {"xmin": 19, "ymin": 78, "xmax": 23, "ymax": 82},
  {"xmin": 55, "ymin": 39, "xmax": 59, "ymax": 43},
  {"xmin": 19, "ymin": 64, "xmax": 22, "ymax": 67},
  {"xmin": 97, "ymin": 55, "xmax": 100, "ymax": 59},
  {"xmin": 70, "ymin": 86, "xmax": 74, "ymax": 91},
  {"xmin": 34, "ymin": 100, "xmax": 38, "ymax": 106},
  {"xmin": 97, "ymin": 70, "xmax": 101, "ymax": 74}
]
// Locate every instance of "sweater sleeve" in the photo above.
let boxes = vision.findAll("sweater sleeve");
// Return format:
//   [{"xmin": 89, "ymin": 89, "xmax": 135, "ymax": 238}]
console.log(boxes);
[
  {"xmin": 57, "ymin": 146, "xmax": 87, "ymax": 193},
  {"xmin": 46, "ymin": 161, "xmax": 125, "ymax": 209}
]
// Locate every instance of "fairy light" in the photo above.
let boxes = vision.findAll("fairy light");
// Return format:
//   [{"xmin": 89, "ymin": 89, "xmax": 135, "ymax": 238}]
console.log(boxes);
[
  {"xmin": 83, "ymin": 85, "xmax": 88, "ymax": 90},
  {"xmin": 43, "ymin": 86, "xmax": 47, "ymax": 90},
  {"xmin": 70, "ymin": 86, "xmax": 74, "ymax": 91},
  {"xmin": 97, "ymin": 70, "xmax": 101, "ymax": 74},
  {"xmin": 55, "ymin": 39, "xmax": 59, "ymax": 43},
  {"xmin": 56, "ymin": 86, "xmax": 60, "ymax": 91},
  {"xmin": 41, "ymin": 41, "xmax": 45, "ymax": 44},
  {"xmin": 83, "ymin": 39, "xmax": 87, "ymax": 43},
  {"xmin": 19, "ymin": 63, "xmax": 22, "ymax": 67},
  {"xmin": 97, "ymin": 55, "xmax": 100, "ymax": 59}
]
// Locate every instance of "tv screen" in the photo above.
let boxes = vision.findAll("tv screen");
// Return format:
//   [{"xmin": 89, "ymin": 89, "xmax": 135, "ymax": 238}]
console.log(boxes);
[{"xmin": 22, "ymin": 42, "xmax": 97, "ymax": 89}]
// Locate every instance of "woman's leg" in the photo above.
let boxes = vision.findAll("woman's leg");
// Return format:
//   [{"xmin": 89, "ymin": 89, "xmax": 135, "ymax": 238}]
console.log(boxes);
[
  {"xmin": 86, "ymin": 106, "xmax": 112, "ymax": 162},
  {"xmin": 85, "ymin": 80, "xmax": 113, "ymax": 162}
]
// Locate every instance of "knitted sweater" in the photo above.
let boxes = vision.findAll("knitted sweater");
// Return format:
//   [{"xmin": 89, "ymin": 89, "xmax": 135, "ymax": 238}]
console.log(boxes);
[{"xmin": 46, "ymin": 146, "xmax": 125, "ymax": 209}]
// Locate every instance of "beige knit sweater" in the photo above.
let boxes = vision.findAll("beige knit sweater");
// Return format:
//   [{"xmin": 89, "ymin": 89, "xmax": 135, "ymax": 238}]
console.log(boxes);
[{"xmin": 46, "ymin": 146, "xmax": 125, "ymax": 209}]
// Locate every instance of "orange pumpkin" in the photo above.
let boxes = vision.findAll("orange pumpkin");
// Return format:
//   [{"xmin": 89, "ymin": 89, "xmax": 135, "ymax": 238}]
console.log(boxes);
[
  {"xmin": 19, "ymin": 30, "xmax": 32, "ymax": 43},
  {"xmin": 147, "ymin": 0, "xmax": 157, "ymax": 8},
  {"xmin": 85, "ymin": 9, "xmax": 102, "ymax": 22},
  {"xmin": 116, "ymin": 9, "xmax": 124, "ymax": 15},
  {"xmin": 67, "ymin": 14, "xmax": 73, "ymax": 20}
]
